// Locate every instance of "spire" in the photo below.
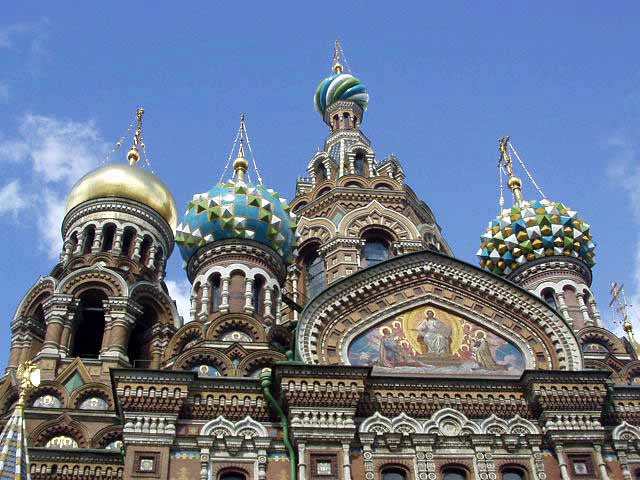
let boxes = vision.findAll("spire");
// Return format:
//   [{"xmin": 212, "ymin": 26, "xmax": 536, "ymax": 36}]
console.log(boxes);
[
  {"xmin": 127, "ymin": 107, "xmax": 145, "ymax": 166},
  {"xmin": 230, "ymin": 114, "xmax": 262, "ymax": 184},
  {"xmin": 0, "ymin": 361, "xmax": 40, "ymax": 480},
  {"xmin": 498, "ymin": 136, "xmax": 524, "ymax": 206},
  {"xmin": 610, "ymin": 282, "xmax": 639, "ymax": 352},
  {"xmin": 332, "ymin": 39, "xmax": 345, "ymax": 74}
]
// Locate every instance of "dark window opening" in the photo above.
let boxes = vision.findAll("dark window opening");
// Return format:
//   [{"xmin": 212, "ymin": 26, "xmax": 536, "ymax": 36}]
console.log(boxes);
[
  {"xmin": 541, "ymin": 289, "xmax": 557, "ymax": 310},
  {"xmin": 382, "ymin": 467, "xmax": 407, "ymax": 480},
  {"xmin": 101, "ymin": 224, "xmax": 116, "ymax": 252},
  {"xmin": 139, "ymin": 236, "xmax": 153, "ymax": 265},
  {"xmin": 362, "ymin": 230, "xmax": 392, "ymax": 268},
  {"xmin": 271, "ymin": 286, "xmax": 279, "ymax": 318},
  {"xmin": 315, "ymin": 163, "xmax": 327, "ymax": 182},
  {"xmin": 71, "ymin": 290, "xmax": 106, "ymax": 358},
  {"xmin": 82, "ymin": 225, "xmax": 95, "ymax": 254},
  {"xmin": 502, "ymin": 468, "xmax": 526, "ymax": 480},
  {"xmin": 219, "ymin": 472, "xmax": 246, "ymax": 480},
  {"xmin": 120, "ymin": 227, "xmax": 137, "ymax": 257},
  {"xmin": 69, "ymin": 232, "xmax": 79, "ymax": 254},
  {"xmin": 443, "ymin": 468, "xmax": 467, "ymax": 480},
  {"xmin": 305, "ymin": 250, "xmax": 326, "ymax": 300},
  {"xmin": 210, "ymin": 274, "xmax": 222, "ymax": 312},
  {"xmin": 128, "ymin": 304, "xmax": 156, "ymax": 368},
  {"xmin": 354, "ymin": 152, "xmax": 366, "ymax": 176},
  {"xmin": 154, "ymin": 246, "xmax": 164, "ymax": 270},
  {"xmin": 252, "ymin": 276, "xmax": 265, "ymax": 314}
]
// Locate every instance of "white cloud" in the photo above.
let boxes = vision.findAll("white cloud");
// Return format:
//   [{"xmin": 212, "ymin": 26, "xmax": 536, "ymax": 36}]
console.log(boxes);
[
  {"xmin": 0, "ymin": 180, "xmax": 28, "ymax": 216},
  {"xmin": 0, "ymin": 19, "xmax": 49, "ymax": 75},
  {"xmin": 165, "ymin": 279, "xmax": 192, "ymax": 324},
  {"xmin": 0, "ymin": 114, "xmax": 106, "ymax": 257}
]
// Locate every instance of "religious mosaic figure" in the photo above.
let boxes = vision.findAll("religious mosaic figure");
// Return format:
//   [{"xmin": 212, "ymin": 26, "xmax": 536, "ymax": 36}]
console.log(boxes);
[{"xmin": 417, "ymin": 309, "xmax": 452, "ymax": 355}]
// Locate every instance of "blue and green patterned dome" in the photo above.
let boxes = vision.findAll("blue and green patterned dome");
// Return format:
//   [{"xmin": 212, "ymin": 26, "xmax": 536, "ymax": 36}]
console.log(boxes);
[
  {"xmin": 314, "ymin": 73, "xmax": 369, "ymax": 115},
  {"xmin": 477, "ymin": 198, "xmax": 595, "ymax": 276},
  {"xmin": 176, "ymin": 179, "xmax": 297, "ymax": 265}
]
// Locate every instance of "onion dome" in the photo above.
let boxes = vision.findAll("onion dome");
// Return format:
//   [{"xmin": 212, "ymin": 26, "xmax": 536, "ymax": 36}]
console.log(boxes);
[
  {"xmin": 176, "ymin": 142, "xmax": 297, "ymax": 266},
  {"xmin": 477, "ymin": 137, "xmax": 595, "ymax": 276},
  {"xmin": 314, "ymin": 40, "xmax": 369, "ymax": 115},
  {"xmin": 65, "ymin": 108, "xmax": 177, "ymax": 229},
  {"xmin": 477, "ymin": 199, "xmax": 595, "ymax": 276}
]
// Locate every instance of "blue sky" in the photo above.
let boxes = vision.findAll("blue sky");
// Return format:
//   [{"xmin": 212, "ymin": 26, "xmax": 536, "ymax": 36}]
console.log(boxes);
[{"xmin": 2, "ymin": 3, "xmax": 640, "ymax": 366}]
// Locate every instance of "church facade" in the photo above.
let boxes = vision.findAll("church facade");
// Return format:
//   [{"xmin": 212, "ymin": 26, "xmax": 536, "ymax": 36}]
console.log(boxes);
[{"xmin": 2, "ymin": 45, "xmax": 640, "ymax": 480}]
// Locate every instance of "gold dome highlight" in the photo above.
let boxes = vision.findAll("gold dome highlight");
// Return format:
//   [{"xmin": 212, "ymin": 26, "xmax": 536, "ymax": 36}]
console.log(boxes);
[{"xmin": 65, "ymin": 163, "xmax": 178, "ymax": 230}]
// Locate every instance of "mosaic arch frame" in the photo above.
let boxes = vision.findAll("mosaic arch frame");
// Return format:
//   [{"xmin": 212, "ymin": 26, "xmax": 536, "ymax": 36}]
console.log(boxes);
[{"xmin": 342, "ymin": 299, "xmax": 533, "ymax": 377}]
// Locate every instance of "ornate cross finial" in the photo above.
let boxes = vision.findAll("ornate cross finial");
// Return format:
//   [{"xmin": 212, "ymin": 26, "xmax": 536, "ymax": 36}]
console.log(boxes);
[
  {"xmin": 609, "ymin": 282, "xmax": 638, "ymax": 349},
  {"xmin": 332, "ymin": 39, "xmax": 344, "ymax": 74},
  {"xmin": 233, "ymin": 113, "xmax": 249, "ymax": 182},
  {"xmin": 498, "ymin": 136, "xmax": 524, "ymax": 205},
  {"xmin": 127, "ymin": 107, "xmax": 145, "ymax": 166}
]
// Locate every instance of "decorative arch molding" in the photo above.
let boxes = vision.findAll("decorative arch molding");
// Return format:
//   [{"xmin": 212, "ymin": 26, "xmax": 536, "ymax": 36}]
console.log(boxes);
[
  {"xmin": 30, "ymin": 413, "xmax": 89, "ymax": 448},
  {"xmin": 534, "ymin": 279, "xmax": 589, "ymax": 297},
  {"xmin": 359, "ymin": 408, "xmax": 539, "ymax": 437},
  {"xmin": 237, "ymin": 350, "xmax": 287, "ymax": 377},
  {"xmin": 56, "ymin": 265, "xmax": 128, "ymax": 297},
  {"xmin": 28, "ymin": 382, "xmax": 68, "ymax": 408},
  {"xmin": 577, "ymin": 326, "xmax": 627, "ymax": 355},
  {"xmin": 297, "ymin": 251, "xmax": 582, "ymax": 372},
  {"xmin": 69, "ymin": 382, "xmax": 114, "ymax": 410},
  {"xmin": 345, "ymin": 143, "xmax": 375, "ymax": 158},
  {"xmin": 337, "ymin": 200, "xmax": 420, "ymax": 241},
  {"xmin": 13, "ymin": 276, "xmax": 56, "ymax": 321},
  {"xmin": 193, "ymin": 264, "xmax": 278, "ymax": 291},
  {"xmin": 166, "ymin": 322, "xmax": 205, "ymax": 359},
  {"xmin": 205, "ymin": 314, "xmax": 268, "ymax": 343},
  {"xmin": 200, "ymin": 415, "xmax": 269, "ymax": 438},
  {"xmin": 613, "ymin": 421, "xmax": 640, "ymax": 441},
  {"xmin": 91, "ymin": 425, "xmax": 123, "ymax": 449},
  {"xmin": 173, "ymin": 347, "xmax": 232, "ymax": 375},
  {"xmin": 619, "ymin": 360, "xmax": 640, "ymax": 384},
  {"xmin": 296, "ymin": 216, "xmax": 336, "ymax": 247},
  {"xmin": 130, "ymin": 281, "xmax": 181, "ymax": 329},
  {"xmin": 336, "ymin": 175, "xmax": 368, "ymax": 189}
]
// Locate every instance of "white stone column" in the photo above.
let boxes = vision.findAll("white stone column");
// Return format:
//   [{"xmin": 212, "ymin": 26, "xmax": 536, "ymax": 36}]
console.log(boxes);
[
  {"xmin": 91, "ymin": 230, "xmax": 103, "ymax": 253},
  {"xmin": 342, "ymin": 443, "xmax": 351, "ymax": 480},
  {"xmin": 594, "ymin": 444, "xmax": 609, "ymax": 480},
  {"xmin": 60, "ymin": 240, "xmax": 73, "ymax": 263},
  {"xmin": 112, "ymin": 228, "xmax": 123, "ymax": 253},
  {"xmin": 289, "ymin": 266, "xmax": 299, "ymax": 322},
  {"xmin": 576, "ymin": 292, "xmax": 593, "ymax": 327},
  {"xmin": 131, "ymin": 235, "xmax": 143, "ymax": 261},
  {"xmin": 297, "ymin": 443, "xmax": 306, "ymax": 480},
  {"xmin": 556, "ymin": 445, "xmax": 571, "ymax": 480},
  {"xmin": 189, "ymin": 291, "xmax": 197, "ymax": 322},
  {"xmin": 220, "ymin": 276, "xmax": 230, "ymax": 313},
  {"xmin": 200, "ymin": 282, "xmax": 210, "ymax": 319},
  {"xmin": 275, "ymin": 290, "xmax": 282, "ymax": 325},
  {"xmin": 146, "ymin": 244, "xmax": 157, "ymax": 269},
  {"xmin": 263, "ymin": 287, "xmax": 273, "ymax": 320},
  {"xmin": 589, "ymin": 296, "xmax": 603, "ymax": 328},
  {"xmin": 244, "ymin": 277, "xmax": 255, "ymax": 313},
  {"xmin": 556, "ymin": 292, "xmax": 573, "ymax": 327},
  {"xmin": 199, "ymin": 448, "xmax": 209, "ymax": 480}
]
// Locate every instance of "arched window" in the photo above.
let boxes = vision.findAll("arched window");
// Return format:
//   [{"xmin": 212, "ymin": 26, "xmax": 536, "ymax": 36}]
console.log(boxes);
[
  {"xmin": 219, "ymin": 471, "xmax": 246, "ymax": 480},
  {"xmin": 271, "ymin": 286, "xmax": 279, "ymax": 318},
  {"xmin": 315, "ymin": 163, "xmax": 327, "ymax": 182},
  {"xmin": 302, "ymin": 248, "xmax": 325, "ymax": 301},
  {"xmin": 361, "ymin": 230, "xmax": 392, "ymax": 268},
  {"xmin": 354, "ymin": 151, "xmax": 366, "ymax": 176},
  {"xmin": 228, "ymin": 271, "xmax": 246, "ymax": 313},
  {"xmin": 502, "ymin": 468, "xmax": 526, "ymax": 480},
  {"xmin": 541, "ymin": 288, "xmax": 557, "ymax": 310},
  {"xmin": 81, "ymin": 225, "xmax": 95, "ymax": 254},
  {"xmin": 127, "ymin": 303, "xmax": 157, "ymax": 368},
  {"xmin": 210, "ymin": 274, "xmax": 222, "ymax": 312},
  {"xmin": 381, "ymin": 467, "xmax": 407, "ymax": 480},
  {"xmin": 69, "ymin": 232, "xmax": 79, "ymax": 254},
  {"xmin": 71, "ymin": 290, "xmax": 106, "ymax": 358},
  {"xmin": 101, "ymin": 223, "xmax": 116, "ymax": 252},
  {"xmin": 154, "ymin": 246, "xmax": 164, "ymax": 270},
  {"xmin": 443, "ymin": 467, "xmax": 467, "ymax": 480},
  {"xmin": 252, "ymin": 275, "xmax": 265, "ymax": 314},
  {"xmin": 120, "ymin": 227, "xmax": 137, "ymax": 257},
  {"xmin": 342, "ymin": 112, "xmax": 351, "ymax": 129},
  {"xmin": 139, "ymin": 235, "xmax": 153, "ymax": 265}
]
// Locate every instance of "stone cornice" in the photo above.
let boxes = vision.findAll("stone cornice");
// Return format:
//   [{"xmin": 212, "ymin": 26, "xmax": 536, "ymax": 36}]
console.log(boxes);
[{"xmin": 508, "ymin": 255, "xmax": 593, "ymax": 287}]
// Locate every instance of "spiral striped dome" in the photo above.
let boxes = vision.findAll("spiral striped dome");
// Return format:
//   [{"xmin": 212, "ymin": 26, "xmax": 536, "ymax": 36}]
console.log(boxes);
[{"xmin": 314, "ymin": 73, "xmax": 369, "ymax": 115}]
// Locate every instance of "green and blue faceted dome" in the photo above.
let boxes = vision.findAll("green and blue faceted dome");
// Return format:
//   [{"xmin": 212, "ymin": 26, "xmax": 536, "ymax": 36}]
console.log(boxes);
[
  {"xmin": 176, "ymin": 169, "xmax": 297, "ymax": 265},
  {"xmin": 314, "ymin": 72, "xmax": 369, "ymax": 115},
  {"xmin": 477, "ymin": 198, "xmax": 595, "ymax": 276}
]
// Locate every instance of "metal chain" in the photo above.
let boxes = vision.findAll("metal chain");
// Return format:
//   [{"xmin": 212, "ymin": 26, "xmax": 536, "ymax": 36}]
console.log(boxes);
[
  {"xmin": 242, "ymin": 120, "xmax": 263, "ymax": 185},
  {"xmin": 103, "ymin": 122, "xmax": 134, "ymax": 165},
  {"xmin": 498, "ymin": 163, "xmax": 505, "ymax": 212},
  {"xmin": 509, "ymin": 142, "xmax": 546, "ymax": 199}
]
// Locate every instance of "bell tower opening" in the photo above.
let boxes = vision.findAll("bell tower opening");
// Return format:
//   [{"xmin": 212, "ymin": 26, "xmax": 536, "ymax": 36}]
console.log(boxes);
[
  {"xmin": 127, "ymin": 303, "xmax": 157, "ymax": 368},
  {"xmin": 71, "ymin": 289, "xmax": 107, "ymax": 358}
]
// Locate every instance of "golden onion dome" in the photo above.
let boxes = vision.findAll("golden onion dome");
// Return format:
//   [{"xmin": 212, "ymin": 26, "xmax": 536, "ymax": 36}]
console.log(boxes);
[{"xmin": 65, "ymin": 163, "xmax": 178, "ymax": 230}]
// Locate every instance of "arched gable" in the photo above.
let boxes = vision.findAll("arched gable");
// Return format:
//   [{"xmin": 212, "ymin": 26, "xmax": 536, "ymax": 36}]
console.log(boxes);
[
  {"xmin": 13, "ymin": 276, "xmax": 56, "ymax": 320},
  {"xmin": 56, "ymin": 265, "xmax": 128, "ymax": 297},
  {"xmin": 337, "ymin": 200, "xmax": 420, "ymax": 241},
  {"xmin": 130, "ymin": 281, "xmax": 181, "ymax": 329},
  {"xmin": 297, "ymin": 251, "xmax": 582, "ymax": 373}
]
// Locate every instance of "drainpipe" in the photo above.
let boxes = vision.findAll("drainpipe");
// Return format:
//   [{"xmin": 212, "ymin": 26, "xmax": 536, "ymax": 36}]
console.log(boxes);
[{"xmin": 260, "ymin": 368, "xmax": 297, "ymax": 480}]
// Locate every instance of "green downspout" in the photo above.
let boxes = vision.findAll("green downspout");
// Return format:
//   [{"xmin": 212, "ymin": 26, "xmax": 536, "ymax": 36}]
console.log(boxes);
[{"xmin": 260, "ymin": 368, "xmax": 297, "ymax": 480}]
